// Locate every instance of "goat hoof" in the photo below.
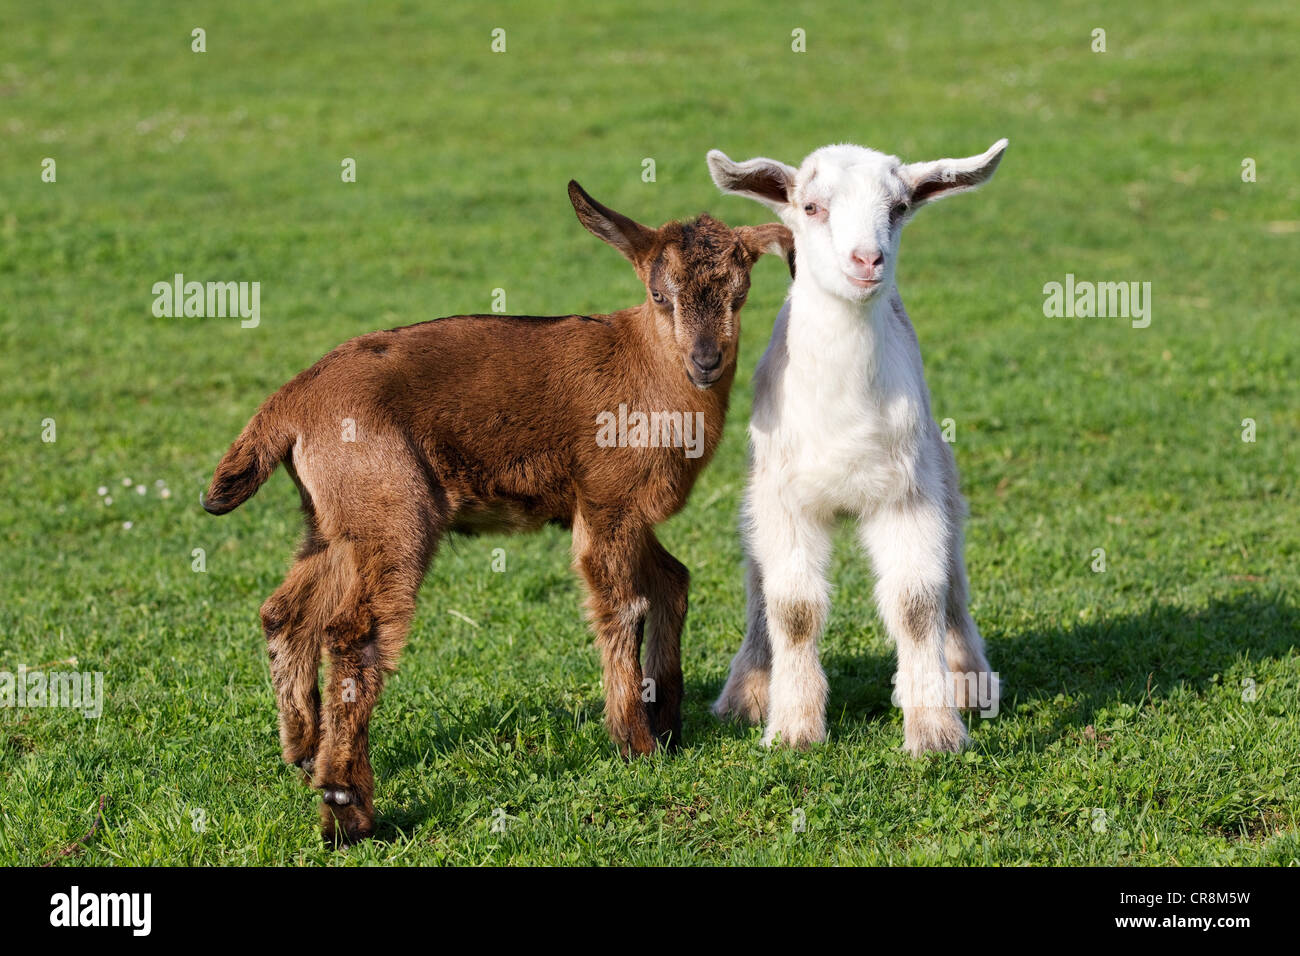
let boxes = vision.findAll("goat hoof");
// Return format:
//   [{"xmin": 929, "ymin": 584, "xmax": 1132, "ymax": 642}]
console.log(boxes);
[
  {"xmin": 296, "ymin": 756, "xmax": 315, "ymax": 776},
  {"xmin": 761, "ymin": 721, "xmax": 826, "ymax": 751},
  {"xmin": 902, "ymin": 709, "xmax": 969, "ymax": 756},
  {"xmin": 651, "ymin": 721, "xmax": 683, "ymax": 753},
  {"xmin": 320, "ymin": 800, "xmax": 373, "ymax": 847},
  {"xmin": 713, "ymin": 696, "xmax": 764, "ymax": 726},
  {"xmin": 657, "ymin": 734, "xmax": 682, "ymax": 754},
  {"xmin": 616, "ymin": 737, "xmax": 658, "ymax": 759},
  {"xmin": 712, "ymin": 673, "xmax": 770, "ymax": 725}
]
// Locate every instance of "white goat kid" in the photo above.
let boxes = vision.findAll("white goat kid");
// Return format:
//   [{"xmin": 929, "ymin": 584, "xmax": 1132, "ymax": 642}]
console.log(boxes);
[{"xmin": 707, "ymin": 139, "xmax": 1008, "ymax": 754}]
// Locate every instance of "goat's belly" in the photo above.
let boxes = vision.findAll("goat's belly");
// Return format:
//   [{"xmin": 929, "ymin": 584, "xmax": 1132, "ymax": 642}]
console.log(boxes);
[
  {"xmin": 810, "ymin": 450, "xmax": 910, "ymax": 511},
  {"xmin": 450, "ymin": 500, "xmax": 553, "ymax": 536}
]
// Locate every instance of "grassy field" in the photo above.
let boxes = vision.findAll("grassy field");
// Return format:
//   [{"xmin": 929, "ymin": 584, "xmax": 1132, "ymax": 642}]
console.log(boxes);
[{"xmin": 1, "ymin": 0, "xmax": 1297, "ymax": 865}]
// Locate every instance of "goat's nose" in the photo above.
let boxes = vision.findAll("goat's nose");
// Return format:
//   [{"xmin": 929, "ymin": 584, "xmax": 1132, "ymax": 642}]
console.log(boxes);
[
  {"xmin": 691, "ymin": 345, "xmax": 722, "ymax": 373},
  {"xmin": 851, "ymin": 248, "xmax": 885, "ymax": 270}
]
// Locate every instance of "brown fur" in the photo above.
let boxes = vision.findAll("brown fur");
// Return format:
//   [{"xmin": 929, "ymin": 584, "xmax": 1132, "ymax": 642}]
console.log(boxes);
[
  {"xmin": 204, "ymin": 181, "xmax": 792, "ymax": 845},
  {"xmin": 901, "ymin": 587, "xmax": 943, "ymax": 645},
  {"xmin": 770, "ymin": 597, "xmax": 823, "ymax": 646}
]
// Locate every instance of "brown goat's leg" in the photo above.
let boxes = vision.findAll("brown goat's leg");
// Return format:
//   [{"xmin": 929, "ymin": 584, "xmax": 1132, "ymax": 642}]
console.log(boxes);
[
  {"xmin": 641, "ymin": 536, "xmax": 688, "ymax": 750},
  {"xmin": 260, "ymin": 547, "xmax": 342, "ymax": 770},
  {"xmin": 313, "ymin": 541, "xmax": 422, "ymax": 846},
  {"xmin": 573, "ymin": 513, "xmax": 657, "ymax": 757}
]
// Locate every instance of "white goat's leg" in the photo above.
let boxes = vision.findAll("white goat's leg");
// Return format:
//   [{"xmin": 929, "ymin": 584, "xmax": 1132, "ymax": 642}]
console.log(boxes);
[
  {"xmin": 748, "ymin": 489, "xmax": 832, "ymax": 749},
  {"xmin": 861, "ymin": 497, "xmax": 968, "ymax": 755},
  {"xmin": 713, "ymin": 556, "xmax": 773, "ymax": 724},
  {"xmin": 943, "ymin": 527, "xmax": 998, "ymax": 714}
]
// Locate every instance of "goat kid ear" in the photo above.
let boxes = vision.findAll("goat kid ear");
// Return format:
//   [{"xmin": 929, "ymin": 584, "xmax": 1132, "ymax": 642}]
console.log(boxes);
[
  {"xmin": 567, "ymin": 180, "xmax": 657, "ymax": 265},
  {"xmin": 736, "ymin": 223, "xmax": 797, "ymax": 279},
  {"xmin": 707, "ymin": 150, "xmax": 797, "ymax": 215},
  {"xmin": 899, "ymin": 138, "xmax": 1009, "ymax": 208}
]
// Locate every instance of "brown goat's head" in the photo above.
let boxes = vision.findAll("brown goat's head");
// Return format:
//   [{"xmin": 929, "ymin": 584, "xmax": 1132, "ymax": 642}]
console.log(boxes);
[{"xmin": 568, "ymin": 181, "xmax": 793, "ymax": 390}]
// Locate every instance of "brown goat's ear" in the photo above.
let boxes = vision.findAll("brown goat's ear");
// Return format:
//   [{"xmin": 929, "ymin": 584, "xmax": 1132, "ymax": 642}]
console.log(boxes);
[
  {"xmin": 568, "ymin": 181, "xmax": 657, "ymax": 265},
  {"xmin": 736, "ymin": 223, "xmax": 796, "ymax": 279}
]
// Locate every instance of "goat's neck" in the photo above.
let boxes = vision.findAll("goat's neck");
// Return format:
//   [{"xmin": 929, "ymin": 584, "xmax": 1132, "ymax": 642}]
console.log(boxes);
[{"xmin": 786, "ymin": 276, "xmax": 899, "ymax": 377}]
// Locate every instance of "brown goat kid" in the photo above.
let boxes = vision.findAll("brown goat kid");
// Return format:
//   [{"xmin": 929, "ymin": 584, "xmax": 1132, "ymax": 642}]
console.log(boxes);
[{"xmin": 203, "ymin": 181, "xmax": 793, "ymax": 844}]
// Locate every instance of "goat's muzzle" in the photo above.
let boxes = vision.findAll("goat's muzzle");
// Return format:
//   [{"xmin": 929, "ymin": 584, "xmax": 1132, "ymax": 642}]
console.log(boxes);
[{"xmin": 688, "ymin": 343, "xmax": 724, "ymax": 389}]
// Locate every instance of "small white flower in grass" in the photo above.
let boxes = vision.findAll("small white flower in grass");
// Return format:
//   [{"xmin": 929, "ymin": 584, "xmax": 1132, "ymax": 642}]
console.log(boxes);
[
  {"xmin": 122, "ymin": 521, "xmax": 133, "ymax": 530},
  {"xmin": 104, "ymin": 496, "xmax": 113, "ymax": 506},
  {"xmin": 122, "ymin": 477, "xmax": 132, "ymax": 486},
  {"xmin": 160, "ymin": 487, "xmax": 172, "ymax": 499},
  {"xmin": 97, "ymin": 486, "xmax": 108, "ymax": 496},
  {"xmin": 135, "ymin": 484, "xmax": 146, "ymax": 495},
  {"xmin": 155, "ymin": 479, "xmax": 166, "ymax": 487}
]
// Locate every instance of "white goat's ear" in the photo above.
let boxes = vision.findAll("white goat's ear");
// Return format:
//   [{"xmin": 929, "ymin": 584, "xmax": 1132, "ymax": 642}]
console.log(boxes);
[
  {"xmin": 707, "ymin": 150, "xmax": 796, "ymax": 214},
  {"xmin": 899, "ymin": 138, "xmax": 1008, "ymax": 207}
]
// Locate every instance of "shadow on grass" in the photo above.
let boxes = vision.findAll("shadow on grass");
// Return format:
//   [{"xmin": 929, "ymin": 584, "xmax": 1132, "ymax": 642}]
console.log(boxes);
[
  {"xmin": 365, "ymin": 592, "xmax": 1297, "ymax": 839},
  {"xmin": 823, "ymin": 592, "xmax": 1295, "ymax": 745}
]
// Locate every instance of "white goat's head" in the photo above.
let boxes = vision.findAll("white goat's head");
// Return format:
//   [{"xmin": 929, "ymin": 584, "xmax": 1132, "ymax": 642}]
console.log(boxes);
[{"xmin": 708, "ymin": 139, "xmax": 1007, "ymax": 302}]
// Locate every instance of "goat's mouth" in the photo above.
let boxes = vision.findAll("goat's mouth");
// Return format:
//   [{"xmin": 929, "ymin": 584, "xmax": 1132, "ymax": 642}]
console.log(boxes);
[
  {"xmin": 685, "ymin": 362, "xmax": 724, "ymax": 390},
  {"xmin": 688, "ymin": 369, "xmax": 722, "ymax": 390},
  {"xmin": 843, "ymin": 272, "xmax": 883, "ymax": 290}
]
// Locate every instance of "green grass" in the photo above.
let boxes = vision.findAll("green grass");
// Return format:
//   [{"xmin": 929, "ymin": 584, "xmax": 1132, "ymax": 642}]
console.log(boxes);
[{"xmin": 2, "ymin": 0, "xmax": 1298, "ymax": 865}]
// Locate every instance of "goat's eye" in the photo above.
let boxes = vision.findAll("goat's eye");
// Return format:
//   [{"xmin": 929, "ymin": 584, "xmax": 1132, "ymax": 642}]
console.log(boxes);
[
  {"xmin": 650, "ymin": 289, "xmax": 667, "ymax": 304},
  {"xmin": 891, "ymin": 201, "xmax": 909, "ymax": 220},
  {"xmin": 803, "ymin": 202, "xmax": 820, "ymax": 216}
]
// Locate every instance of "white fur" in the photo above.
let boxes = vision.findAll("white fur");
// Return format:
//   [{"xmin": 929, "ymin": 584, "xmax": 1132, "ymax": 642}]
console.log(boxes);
[{"xmin": 707, "ymin": 140, "xmax": 1008, "ymax": 753}]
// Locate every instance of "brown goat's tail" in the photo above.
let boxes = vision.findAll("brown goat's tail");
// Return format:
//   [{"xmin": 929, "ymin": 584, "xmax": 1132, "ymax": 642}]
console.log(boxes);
[{"xmin": 202, "ymin": 406, "xmax": 294, "ymax": 516}]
